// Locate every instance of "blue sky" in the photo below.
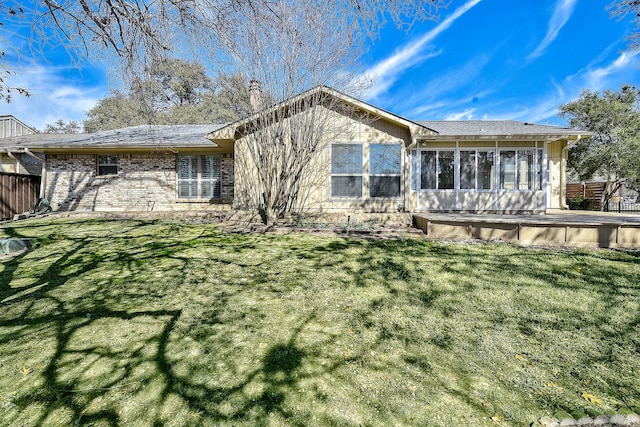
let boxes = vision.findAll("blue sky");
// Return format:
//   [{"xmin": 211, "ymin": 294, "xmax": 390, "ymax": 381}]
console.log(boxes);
[{"xmin": 3, "ymin": 0, "xmax": 640, "ymax": 130}]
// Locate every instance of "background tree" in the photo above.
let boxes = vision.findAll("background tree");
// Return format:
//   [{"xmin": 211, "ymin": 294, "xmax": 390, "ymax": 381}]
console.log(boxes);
[
  {"xmin": 84, "ymin": 61, "xmax": 250, "ymax": 132},
  {"xmin": 84, "ymin": 90, "xmax": 147, "ymax": 133},
  {"xmin": 559, "ymin": 85, "xmax": 640, "ymax": 209},
  {"xmin": 43, "ymin": 119, "xmax": 82, "ymax": 134}
]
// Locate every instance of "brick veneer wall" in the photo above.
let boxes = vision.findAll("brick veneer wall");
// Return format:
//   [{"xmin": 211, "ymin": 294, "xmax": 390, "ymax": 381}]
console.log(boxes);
[{"xmin": 46, "ymin": 152, "xmax": 234, "ymax": 212}]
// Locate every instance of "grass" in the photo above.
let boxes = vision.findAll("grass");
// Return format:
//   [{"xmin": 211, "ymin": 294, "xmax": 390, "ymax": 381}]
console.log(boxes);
[{"xmin": 0, "ymin": 217, "xmax": 639, "ymax": 426}]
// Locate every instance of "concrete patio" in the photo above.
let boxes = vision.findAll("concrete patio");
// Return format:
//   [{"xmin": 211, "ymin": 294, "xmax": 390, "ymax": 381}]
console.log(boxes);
[{"xmin": 413, "ymin": 210, "xmax": 640, "ymax": 249}]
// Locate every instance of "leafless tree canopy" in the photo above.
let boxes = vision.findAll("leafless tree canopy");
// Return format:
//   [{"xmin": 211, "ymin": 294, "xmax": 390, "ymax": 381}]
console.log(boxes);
[
  {"xmin": 2, "ymin": 0, "xmax": 448, "ymax": 223},
  {"xmin": 1, "ymin": 0, "xmax": 448, "ymax": 99},
  {"xmin": 609, "ymin": 0, "xmax": 640, "ymax": 52}
]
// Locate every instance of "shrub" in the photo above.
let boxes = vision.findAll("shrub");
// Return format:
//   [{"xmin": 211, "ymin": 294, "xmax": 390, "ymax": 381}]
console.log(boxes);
[{"xmin": 567, "ymin": 196, "xmax": 593, "ymax": 210}]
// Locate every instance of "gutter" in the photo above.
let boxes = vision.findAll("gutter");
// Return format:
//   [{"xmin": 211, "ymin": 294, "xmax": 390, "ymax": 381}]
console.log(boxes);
[{"xmin": 23, "ymin": 148, "xmax": 45, "ymax": 162}]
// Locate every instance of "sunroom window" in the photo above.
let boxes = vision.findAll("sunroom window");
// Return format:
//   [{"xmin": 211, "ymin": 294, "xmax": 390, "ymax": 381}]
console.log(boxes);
[
  {"xmin": 459, "ymin": 150, "xmax": 495, "ymax": 190},
  {"xmin": 177, "ymin": 155, "xmax": 221, "ymax": 199},
  {"xmin": 421, "ymin": 150, "xmax": 454, "ymax": 190},
  {"xmin": 500, "ymin": 150, "xmax": 543, "ymax": 191}
]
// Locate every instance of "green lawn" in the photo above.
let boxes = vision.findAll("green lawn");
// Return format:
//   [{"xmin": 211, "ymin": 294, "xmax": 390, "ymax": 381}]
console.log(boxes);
[{"xmin": 1, "ymin": 218, "xmax": 639, "ymax": 426}]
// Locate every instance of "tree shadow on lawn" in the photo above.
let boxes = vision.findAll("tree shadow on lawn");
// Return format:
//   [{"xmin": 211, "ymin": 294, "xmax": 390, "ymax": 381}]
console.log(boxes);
[
  {"xmin": 300, "ymin": 238, "xmax": 640, "ymax": 419},
  {"xmin": 0, "ymin": 221, "xmax": 379, "ymax": 425},
  {"xmin": 2, "ymin": 222, "xmax": 640, "ymax": 425}
]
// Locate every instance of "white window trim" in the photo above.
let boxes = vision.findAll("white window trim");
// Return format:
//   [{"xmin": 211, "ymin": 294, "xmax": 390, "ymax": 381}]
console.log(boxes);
[
  {"xmin": 369, "ymin": 142, "xmax": 403, "ymax": 199},
  {"xmin": 418, "ymin": 149, "xmax": 456, "ymax": 191},
  {"xmin": 176, "ymin": 154, "xmax": 222, "ymax": 200},
  {"xmin": 416, "ymin": 147, "xmax": 544, "ymax": 193},
  {"xmin": 330, "ymin": 142, "xmax": 403, "ymax": 200},
  {"xmin": 458, "ymin": 149, "xmax": 496, "ymax": 192},
  {"xmin": 497, "ymin": 148, "xmax": 544, "ymax": 193},
  {"xmin": 330, "ymin": 142, "xmax": 364, "ymax": 199}
]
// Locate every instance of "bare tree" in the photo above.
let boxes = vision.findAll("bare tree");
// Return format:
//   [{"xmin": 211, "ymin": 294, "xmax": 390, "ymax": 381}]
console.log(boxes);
[
  {"xmin": 3, "ymin": 0, "xmax": 447, "ymax": 224},
  {"xmin": 609, "ymin": 0, "xmax": 640, "ymax": 52},
  {"xmin": 0, "ymin": 5, "xmax": 30, "ymax": 102},
  {"xmin": 234, "ymin": 88, "xmax": 373, "ymax": 224},
  {"xmin": 224, "ymin": 0, "xmax": 399, "ymax": 224},
  {"xmin": 1, "ymin": 0, "xmax": 448, "ymax": 100}
]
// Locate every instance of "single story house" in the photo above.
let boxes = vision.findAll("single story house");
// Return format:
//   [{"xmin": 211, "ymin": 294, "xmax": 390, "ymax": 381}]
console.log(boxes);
[{"xmin": 0, "ymin": 86, "xmax": 589, "ymax": 215}]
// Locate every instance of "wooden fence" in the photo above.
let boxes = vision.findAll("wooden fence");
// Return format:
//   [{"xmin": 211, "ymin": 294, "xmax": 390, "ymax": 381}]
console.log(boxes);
[
  {"xmin": 566, "ymin": 182, "xmax": 607, "ymax": 211},
  {"xmin": 0, "ymin": 172, "xmax": 40, "ymax": 220}
]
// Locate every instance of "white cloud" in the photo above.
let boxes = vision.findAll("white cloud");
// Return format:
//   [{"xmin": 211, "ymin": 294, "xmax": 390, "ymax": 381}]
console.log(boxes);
[
  {"xmin": 363, "ymin": 0, "xmax": 482, "ymax": 99},
  {"xmin": 398, "ymin": 57, "xmax": 494, "ymax": 118},
  {"xmin": 492, "ymin": 53, "xmax": 637, "ymax": 124},
  {"xmin": 528, "ymin": 0, "xmax": 578, "ymax": 60},
  {"xmin": 445, "ymin": 108, "xmax": 476, "ymax": 120},
  {"xmin": 415, "ymin": 54, "xmax": 491, "ymax": 100},
  {"xmin": 585, "ymin": 52, "xmax": 634, "ymax": 89},
  {"xmin": 2, "ymin": 65, "xmax": 107, "ymax": 131}
]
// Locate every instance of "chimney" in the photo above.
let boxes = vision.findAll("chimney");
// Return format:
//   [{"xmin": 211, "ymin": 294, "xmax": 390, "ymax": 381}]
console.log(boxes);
[{"xmin": 249, "ymin": 80, "xmax": 262, "ymax": 113}]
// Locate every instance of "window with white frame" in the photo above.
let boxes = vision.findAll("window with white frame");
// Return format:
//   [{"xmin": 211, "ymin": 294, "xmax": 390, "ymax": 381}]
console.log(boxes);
[
  {"xmin": 499, "ymin": 149, "xmax": 543, "ymax": 191},
  {"xmin": 331, "ymin": 144, "xmax": 363, "ymax": 198},
  {"xmin": 420, "ymin": 150, "xmax": 454, "ymax": 190},
  {"xmin": 331, "ymin": 143, "xmax": 402, "ymax": 198},
  {"xmin": 97, "ymin": 155, "xmax": 118, "ymax": 176},
  {"xmin": 370, "ymin": 143, "xmax": 401, "ymax": 197},
  {"xmin": 177, "ymin": 155, "xmax": 221, "ymax": 199},
  {"xmin": 459, "ymin": 150, "xmax": 495, "ymax": 190}
]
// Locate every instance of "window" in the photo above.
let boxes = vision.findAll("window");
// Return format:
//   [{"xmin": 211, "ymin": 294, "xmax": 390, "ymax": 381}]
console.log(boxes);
[
  {"xmin": 500, "ymin": 150, "xmax": 543, "ymax": 191},
  {"xmin": 177, "ymin": 155, "xmax": 221, "ymax": 199},
  {"xmin": 331, "ymin": 144, "xmax": 363, "ymax": 198},
  {"xmin": 499, "ymin": 151, "xmax": 516, "ymax": 190},
  {"xmin": 420, "ymin": 151, "xmax": 436, "ymax": 189},
  {"xmin": 517, "ymin": 150, "xmax": 535, "ymax": 190},
  {"xmin": 459, "ymin": 151, "xmax": 476, "ymax": 190},
  {"xmin": 421, "ymin": 150, "xmax": 454, "ymax": 190},
  {"xmin": 536, "ymin": 150, "xmax": 544, "ymax": 191},
  {"xmin": 477, "ymin": 151, "xmax": 495, "ymax": 190},
  {"xmin": 417, "ymin": 148, "xmax": 541, "ymax": 192},
  {"xmin": 370, "ymin": 144, "xmax": 401, "ymax": 197},
  {"xmin": 97, "ymin": 155, "xmax": 118, "ymax": 176}
]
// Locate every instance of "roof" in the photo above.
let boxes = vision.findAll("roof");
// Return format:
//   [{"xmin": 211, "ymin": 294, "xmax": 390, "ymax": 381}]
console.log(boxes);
[
  {"xmin": 0, "ymin": 124, "xmax": 226, "ymax": 152},
  {"xmin": 417, "ymin": 120, "xmax": 589, "ymax": 140}
]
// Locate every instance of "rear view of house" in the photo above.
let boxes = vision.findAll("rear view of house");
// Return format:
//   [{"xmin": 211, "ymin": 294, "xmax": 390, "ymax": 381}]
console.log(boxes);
[{"xmin": 0, "ymin": 87, "xmax": 589, "ymax": 217}]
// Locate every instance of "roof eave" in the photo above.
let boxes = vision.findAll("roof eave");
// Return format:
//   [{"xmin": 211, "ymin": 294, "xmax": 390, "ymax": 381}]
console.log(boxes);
[{"xmin": 420, "ymin": 132, "xmax": 591, "ymax": 142}]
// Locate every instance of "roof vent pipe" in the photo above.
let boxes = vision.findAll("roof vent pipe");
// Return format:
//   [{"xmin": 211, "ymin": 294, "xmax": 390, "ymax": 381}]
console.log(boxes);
[{"xmin": 249, "ymin": 80, "xmax": 263, "ymax": 113}]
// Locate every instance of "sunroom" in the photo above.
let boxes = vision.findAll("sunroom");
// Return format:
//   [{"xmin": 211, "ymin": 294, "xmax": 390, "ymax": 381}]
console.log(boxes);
[{"xmin": 408, "ymin": 121, "xmax": 589, "ymax": 213}]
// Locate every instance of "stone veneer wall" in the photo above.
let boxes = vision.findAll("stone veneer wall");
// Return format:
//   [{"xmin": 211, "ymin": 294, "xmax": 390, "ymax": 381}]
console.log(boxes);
[{"xmin": 46, "ymin": 152, "xmax": 234, "ymax": 212}]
